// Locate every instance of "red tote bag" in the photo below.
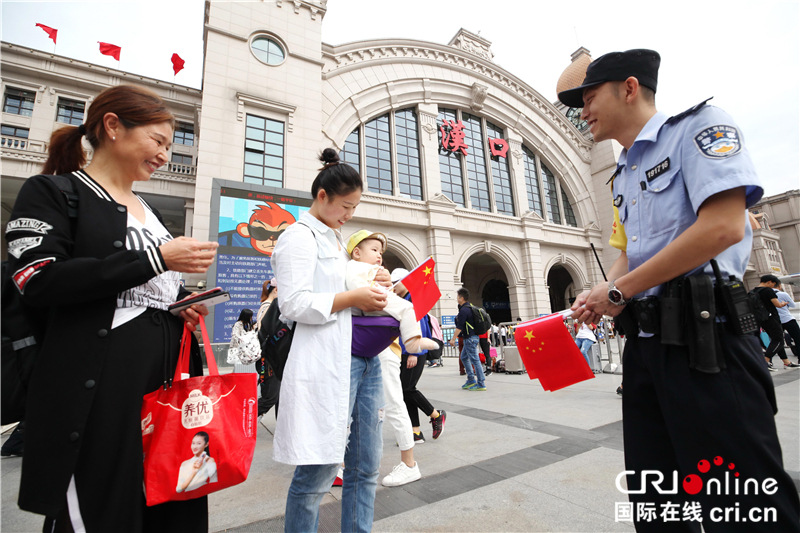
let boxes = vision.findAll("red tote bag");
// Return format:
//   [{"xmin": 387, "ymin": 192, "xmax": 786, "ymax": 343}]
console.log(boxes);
[{"xmin": 141, "ymin": 316, "xmax": 258, "ymax": 506}]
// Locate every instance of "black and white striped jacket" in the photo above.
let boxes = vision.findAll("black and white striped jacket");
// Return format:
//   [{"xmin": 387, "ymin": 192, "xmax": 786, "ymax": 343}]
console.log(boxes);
[{"xmin": 6, "ymin": 170, "xmax": 185, "ymax": 517}]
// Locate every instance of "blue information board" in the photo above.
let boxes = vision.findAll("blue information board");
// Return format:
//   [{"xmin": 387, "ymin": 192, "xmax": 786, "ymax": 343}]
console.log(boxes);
[
  {"xmin": 441, "ymin": 315, "xmax": 457, "ymax": 327},
  {"xmin": 212, "ymin": 186, "xmax": 311, "ymax": 343}
]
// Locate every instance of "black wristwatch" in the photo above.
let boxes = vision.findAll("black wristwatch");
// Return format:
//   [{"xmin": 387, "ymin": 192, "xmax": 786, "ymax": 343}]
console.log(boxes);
[{"xmin": 608, "ymin": 279, "xmax": 630, "ymax": 306}]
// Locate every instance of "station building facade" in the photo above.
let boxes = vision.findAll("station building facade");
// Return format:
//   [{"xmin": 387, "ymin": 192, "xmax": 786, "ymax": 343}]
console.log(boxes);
[{"xmin": 1, "ymin": 0, "xmax": 793, "ymax": 336}]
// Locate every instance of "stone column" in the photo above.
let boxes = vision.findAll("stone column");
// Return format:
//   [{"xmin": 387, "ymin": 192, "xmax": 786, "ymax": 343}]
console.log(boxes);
[
  {"xmin": 427, "ymin": 226, "xmax": 458, "ymax": 318},
  {"xmin": 520, "ymin": 214, "xmax": 550, "ymax": 317},
  {"xmin": 417, "ymin": 103, "xmax": 442, "ymax": 202},
  {"xmin": 506, "ymin": 129, "xmax": 530, "ymax": 218},
  {"xmin": 184, "ymin": 199, "xmax": 195, "ymax": 238}
]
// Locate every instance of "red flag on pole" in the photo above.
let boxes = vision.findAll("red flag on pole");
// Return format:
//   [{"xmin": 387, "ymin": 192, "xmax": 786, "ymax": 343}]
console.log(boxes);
[
  {"xmin": 171, "ymin": 53, "xmax": 185, "ymax": 76},
  {"xmin": 35, "ymin": 23, "xmax": 58, "ymax": 44},
  {"xmin": 513, "ymin": 312, "xmax": 595, "ymax": 391},
  {"xmin": 398, "ymin": 257, "xmax": 441, "ymax": 321},
  {"xmin": 98, "ymin": 42, "xmax": 121, "ymax": 61}
]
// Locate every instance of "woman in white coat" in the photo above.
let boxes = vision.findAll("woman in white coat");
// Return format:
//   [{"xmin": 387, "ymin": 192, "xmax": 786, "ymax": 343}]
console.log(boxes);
[{"xmin": 271, "ymin": 149, "xmax": 390, "ymax": 533}]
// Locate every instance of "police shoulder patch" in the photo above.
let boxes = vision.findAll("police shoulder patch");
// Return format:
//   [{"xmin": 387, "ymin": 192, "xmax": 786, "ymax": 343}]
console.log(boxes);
[{"xmin": 694, "ymin": 125, "xmax": 742, "ymax": 159}]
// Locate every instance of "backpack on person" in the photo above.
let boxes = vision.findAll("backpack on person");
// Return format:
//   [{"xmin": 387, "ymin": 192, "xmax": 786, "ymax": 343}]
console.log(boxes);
[
  {"xmin": 747, "ymin": 288, "xmax": 772, "ymax": 325},
  {"xmin": 466, "ymin": 304, "xmax": 492, "ymax": 335},
  {"xmin": 257, "ymin": 301, "xmax": 295, "ymax": 382},
  {"xmin": 1, "ymin": 175, "xmax": 79, "ymax": 425}
]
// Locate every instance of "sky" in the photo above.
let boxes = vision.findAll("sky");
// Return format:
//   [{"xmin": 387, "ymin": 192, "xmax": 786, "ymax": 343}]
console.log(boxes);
[{"xmin": 2, "ymin": 0, "xmax": 798, "ymax": 197}]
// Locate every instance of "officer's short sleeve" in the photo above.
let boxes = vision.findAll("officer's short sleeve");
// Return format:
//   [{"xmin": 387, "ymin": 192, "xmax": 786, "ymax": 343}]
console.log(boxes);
[{"xmin": 681, "ymin": 106, "xmax": 763, "ymax": 213}]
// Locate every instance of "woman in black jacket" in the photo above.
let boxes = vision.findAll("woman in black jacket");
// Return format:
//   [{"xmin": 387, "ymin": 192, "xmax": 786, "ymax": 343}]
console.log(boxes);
[{"xmin": 7, "ymin": 85, "xmax": 218, "ymax": 532}]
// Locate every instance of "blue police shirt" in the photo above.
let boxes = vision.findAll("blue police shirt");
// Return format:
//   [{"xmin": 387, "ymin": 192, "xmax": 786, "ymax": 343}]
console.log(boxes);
[{"xmin": 612, "ymin": 104, "xmax": 763, "ymax": 300}]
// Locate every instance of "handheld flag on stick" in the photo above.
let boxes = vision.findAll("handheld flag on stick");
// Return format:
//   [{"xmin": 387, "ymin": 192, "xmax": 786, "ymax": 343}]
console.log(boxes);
[
  {"xmin": 98, "ymin": 42, "xmax": 121, "ymax": 61},
  {"xmin": 513, "ymin": 309, "xmax": 595, "ymax": 391},
  {"xmin": 35, "ymin": 23, "xmax": 57, "ymax": 44},
  {"xmin": 171, "ymin": 53, "xmax": 185, "ymax": 76},
  {"xmin": 397, "ymin": 257, "xmax": 440, "ymax": 321}
]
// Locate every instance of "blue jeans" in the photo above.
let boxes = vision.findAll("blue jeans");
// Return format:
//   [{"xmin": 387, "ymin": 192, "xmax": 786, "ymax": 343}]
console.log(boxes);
[
  {"xmin": 575, "ymin": 338, "xmax": 595, "ymax": 367},
  {"xmin": 284, "ymin": 356, "xmax": 385, "ymax": 533},
  {"xmin": 342, "ymin": 355, "xmax": 384, "ymax": 533},
  {"xmin": 461, "ymin": 335, "xmax": 485, "ymax": 387}
]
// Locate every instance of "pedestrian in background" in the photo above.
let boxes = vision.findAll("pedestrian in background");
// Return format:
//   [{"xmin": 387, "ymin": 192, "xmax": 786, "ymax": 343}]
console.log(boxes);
[
  {"xmin": 774, "ymin": 282, "xmax": 800, "ymax": 366},
  {"xmin": 253, "ymin": 279, "xmax": 281, "ymax": 421},
  {"xmin": 574, "ymin": 321, "xmax": 597, "ymax": 371},
  {"xmin": 449, "ymin": 288, "xmax": 486, "ymax": 391}
]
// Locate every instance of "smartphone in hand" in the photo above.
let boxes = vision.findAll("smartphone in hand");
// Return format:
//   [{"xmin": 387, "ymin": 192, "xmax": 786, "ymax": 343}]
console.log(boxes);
[{"xmin": 168, "ymin": 288, "xmax": 230, "ymax": 315}]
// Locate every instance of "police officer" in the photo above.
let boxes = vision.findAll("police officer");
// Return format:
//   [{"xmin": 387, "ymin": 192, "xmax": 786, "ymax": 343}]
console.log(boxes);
[{"xmin": 561, "ymin": 49, "xmax": 800, "ymax": 532}]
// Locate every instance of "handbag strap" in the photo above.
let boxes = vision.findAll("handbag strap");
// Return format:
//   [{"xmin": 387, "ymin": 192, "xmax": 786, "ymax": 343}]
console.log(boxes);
[{"xmin": 174, "ymin": 315, "xmax": 219, "ymax": 383}]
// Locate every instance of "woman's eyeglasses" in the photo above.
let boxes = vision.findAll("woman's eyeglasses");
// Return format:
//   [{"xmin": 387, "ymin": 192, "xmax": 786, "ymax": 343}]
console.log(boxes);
[{"xmin": 248, "ymin": 225, "xmax": 286, "ymax": 241}]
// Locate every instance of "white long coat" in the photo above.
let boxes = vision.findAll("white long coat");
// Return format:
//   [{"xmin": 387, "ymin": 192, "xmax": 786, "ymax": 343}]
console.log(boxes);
[{"xmin": 270, "ymin": 212, "xmax": 352, "ymax": 465}]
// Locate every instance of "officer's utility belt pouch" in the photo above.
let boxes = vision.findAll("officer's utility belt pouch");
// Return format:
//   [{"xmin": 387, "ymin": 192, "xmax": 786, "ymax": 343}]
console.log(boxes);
[
  {"xmin": 633, "ymin": 296, "xmax": 661, "ymax": 335},
  {"xmin": 682, "ymin": 276, "xmax": 725, "ymax": 373},
  {"xmin": 660, "ymin": 277, "xmax": 686, "ymax": 345},
  {"xmin": 614, "ymin": 306, "xmax": 638, "ymax": 338}
]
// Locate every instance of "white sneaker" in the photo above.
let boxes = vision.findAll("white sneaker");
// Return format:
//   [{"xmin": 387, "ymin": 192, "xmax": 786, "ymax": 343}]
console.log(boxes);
[{"xmin": 382, "ymin": 461, "xmax": 421, "ymax": 487}]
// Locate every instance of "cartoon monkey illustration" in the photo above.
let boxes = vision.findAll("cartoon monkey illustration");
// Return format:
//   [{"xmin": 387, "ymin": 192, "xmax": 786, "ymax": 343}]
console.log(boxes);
[{"xmin": 235, "ymin": 203, "xmax": 296, "ymax": 256}]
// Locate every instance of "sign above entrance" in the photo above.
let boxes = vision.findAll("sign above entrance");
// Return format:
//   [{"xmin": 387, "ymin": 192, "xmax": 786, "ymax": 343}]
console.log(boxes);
[
  {"xmin": 439, "ymin": 120, "xmax": 508, "ymax": 159},
  {"xmin": 439, "ymin": 119, "xmax": 468, "ymax": 156},
  {"xmin": 487, "ymin": 138, "xmax": 508, "ymax": 158}
]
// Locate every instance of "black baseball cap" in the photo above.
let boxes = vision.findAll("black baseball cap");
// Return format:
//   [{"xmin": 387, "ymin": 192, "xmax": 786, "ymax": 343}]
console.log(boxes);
[{"xmin": 558, "ymin": 49, "xmax": 661, "ymax": 108}]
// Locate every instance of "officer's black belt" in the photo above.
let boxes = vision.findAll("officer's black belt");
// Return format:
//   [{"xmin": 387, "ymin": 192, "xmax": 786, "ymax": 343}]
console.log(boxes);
[{"xmin": 615, "ymin": 274, "xmax": 726, "ymax": 374}]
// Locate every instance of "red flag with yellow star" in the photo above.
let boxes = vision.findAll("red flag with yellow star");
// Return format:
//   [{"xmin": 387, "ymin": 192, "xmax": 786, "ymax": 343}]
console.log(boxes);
[
  {"xmin": 398, "ymin": 257, "xmax": 441, "ymax": 321},
  {"xmin": 514, "ymin": 314, "xmax": 594, "ymax": 391}
]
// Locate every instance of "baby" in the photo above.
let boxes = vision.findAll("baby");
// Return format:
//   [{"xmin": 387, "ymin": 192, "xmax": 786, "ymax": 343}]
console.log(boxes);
[{"xmin": 345, "ymin": 230, "xmax": 438, "ymax": 354}]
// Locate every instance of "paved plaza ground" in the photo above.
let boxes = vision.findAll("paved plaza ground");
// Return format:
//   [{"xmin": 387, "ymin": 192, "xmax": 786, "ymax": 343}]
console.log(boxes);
[{"xmin": 3, "ymin": 354, "xmax": 799, "ymax": 532}]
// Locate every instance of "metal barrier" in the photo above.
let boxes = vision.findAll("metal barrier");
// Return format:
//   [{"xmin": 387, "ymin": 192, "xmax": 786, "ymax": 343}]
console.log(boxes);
[{"xmin": 441, "ymin": 326, "xmax": 459, "ymax": 358}]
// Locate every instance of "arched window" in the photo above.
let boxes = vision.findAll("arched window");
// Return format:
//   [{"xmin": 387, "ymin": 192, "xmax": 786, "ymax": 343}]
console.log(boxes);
[
  {"xmin": 522, "ymin": 145, "xmax": 578, "ymax": 227},
  {"xmin": 522, "ymin": 146, "xmax": 543, "ymax": 217},
  {"xmin": 541, "ymin": 163, "xmax": 561, "ymax": 224},
  {"xmin": 364, "ymin": 114, "xmax": 392, "ymax": 196},
  {"xmin": 338, "ymin": 108, "xmax": 423, "ymax": 200},
  {"xmin": 462, "ymin": 112, "xmax": 491, "ymax": 213},
  {"xmin": 437, "ymin": 108, "xmax": 466, "ymax": 206},
  {"xmin": 395, "ymin": 109, "xmax": 422, "ymax": 200},
  {"xmin": 562, "ymin": 189, "xmax": 578, "ymax": 227},
  {"xmin": 486, "ymin": 121, "xmax": 514, "ymax": 216},
  {"xmin": 340, "ymin": 128, "xmax": 360, "ymax": 173},
  {"xmin": 437, "ymin": 108, "xmax": 514, "ymax": 215}
]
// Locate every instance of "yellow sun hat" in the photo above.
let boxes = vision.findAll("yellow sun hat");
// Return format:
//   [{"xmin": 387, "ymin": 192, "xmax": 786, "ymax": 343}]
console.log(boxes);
[{"xmin": 346, "ymin": 229, "xmax": 387, "ymax": 255}]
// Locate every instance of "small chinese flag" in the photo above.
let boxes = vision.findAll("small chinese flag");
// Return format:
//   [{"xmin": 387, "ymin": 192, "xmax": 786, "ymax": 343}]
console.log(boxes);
[
  {"xmin": 171, "ymin": 53, "xmax": 185, "ymax": 75},
  {"xmin": 98, "ymin": 42, "xmax": 121, "ymax": 61},
  {"xmin": 398, "ymin": 257, "xmax": 441, "ymax": 321},
  {"xmin": 35, "ymin": 23, "xmax": 57, "ymax": 44},
  {"xmin": 514, "ymin": 313, "xmax": 595, "ymax": 391}
]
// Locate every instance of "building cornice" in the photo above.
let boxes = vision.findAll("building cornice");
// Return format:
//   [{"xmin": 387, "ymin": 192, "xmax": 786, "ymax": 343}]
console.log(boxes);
[
  {"xmin": 0, "ymin": 42, "xmax": 202, "ymax": 103},
  {"xmin": 275, "ymin": 0, "xmax": 327, "ymax": 21}
]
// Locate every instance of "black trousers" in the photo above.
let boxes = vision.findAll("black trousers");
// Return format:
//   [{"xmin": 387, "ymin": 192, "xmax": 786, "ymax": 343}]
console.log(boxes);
[
  {"xmin": 761, "ymin": 317, "xmax": 787, "ymax": 361},
  {"xmin": 479, "ymin": 337, "xmax": 492, "ymax": 371},
  {"xmin": 44, "ymin": 309, "xmax": 207, "ymax": 533},
  {"xmin": 622, "ymin": 327, "xmax": 799, "ymax": 532},
  {"xmin": 782, "ymin": 319, "xmax": 800, "ymax": 358},
  {"xmin": 400, "ymin": 353, "xmax": 435, "ymax": 427}
]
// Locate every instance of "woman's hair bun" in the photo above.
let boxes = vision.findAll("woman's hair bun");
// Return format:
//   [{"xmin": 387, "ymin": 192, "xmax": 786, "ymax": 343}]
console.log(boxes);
[{"xmin": 319, "ymin": 148, "xmax": 340, "ymax": 165}]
